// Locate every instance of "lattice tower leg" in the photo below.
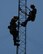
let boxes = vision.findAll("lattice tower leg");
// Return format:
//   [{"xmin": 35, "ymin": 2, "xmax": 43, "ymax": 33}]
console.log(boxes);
[{"xmin": 16, "ymin": 0, "xmax": 27, "ymax": 54}]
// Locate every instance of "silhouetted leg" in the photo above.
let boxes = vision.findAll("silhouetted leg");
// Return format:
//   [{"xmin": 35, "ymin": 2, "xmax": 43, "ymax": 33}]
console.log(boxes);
[
  {"xmin": 13, "ymin": 36, "xmax": 20, "ymax": 46},
  {"xmin": 13, "ymin": 31, "xmax": 20, "ymax": 46},
  {"xmin": 21, "ymin": 17, "xmax": 30, "ymax": 27}
]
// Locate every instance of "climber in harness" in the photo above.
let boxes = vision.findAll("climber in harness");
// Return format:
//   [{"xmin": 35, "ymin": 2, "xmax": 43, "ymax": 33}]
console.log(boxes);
[
  {"xmin": 20, "ymin": 4, "xmax": 37, "ymax": 27},
  {"xmin": 8, "ymin": 16, "xmax": 20, "ymax": 46}
]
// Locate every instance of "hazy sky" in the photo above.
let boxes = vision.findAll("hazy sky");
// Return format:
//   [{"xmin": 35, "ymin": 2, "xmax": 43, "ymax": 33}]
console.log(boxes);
[{"xmin": 0, "ymin": 0, "xmax": 43, "ymax": 54}]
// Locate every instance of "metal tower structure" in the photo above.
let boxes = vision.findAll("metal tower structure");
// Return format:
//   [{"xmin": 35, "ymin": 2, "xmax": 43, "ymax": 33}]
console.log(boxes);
[
  {"xmin": 8, "ymin": 0, "xmax": 37, "ymax": 54},
  {"xmin": 16, "ymin": 0, "xmax": 27, "ymax": 54}
]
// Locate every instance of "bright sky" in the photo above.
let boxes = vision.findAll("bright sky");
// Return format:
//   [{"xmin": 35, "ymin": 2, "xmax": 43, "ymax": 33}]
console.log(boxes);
[{"xmin": 0, "ymin": 0, "xmax": 43, "ymax": 54}]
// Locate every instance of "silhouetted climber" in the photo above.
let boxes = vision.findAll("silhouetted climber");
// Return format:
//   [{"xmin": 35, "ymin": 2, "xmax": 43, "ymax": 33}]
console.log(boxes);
[
  {"xmin": 20, "ymin": 4, "xmax": 37, "ymax": 27},
  {"xmin": 8, "ymin": 16, "xmax": 20, "ymax": 46}
]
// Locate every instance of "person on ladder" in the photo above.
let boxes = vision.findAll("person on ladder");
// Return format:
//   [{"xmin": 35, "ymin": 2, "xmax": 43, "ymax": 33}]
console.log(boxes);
[
  {"xmin": 8, "ymin": 16, "xmax": 20, "ymax": 46},
  {"xmin": 20, "ymin": 4, "xmax": 37, "ymax": 27}
]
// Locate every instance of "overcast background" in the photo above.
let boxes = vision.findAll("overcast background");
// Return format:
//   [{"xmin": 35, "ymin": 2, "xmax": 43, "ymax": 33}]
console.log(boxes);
[{"xmin": 0, "ymin": 0, "xmax": 43, "ymax": 54}]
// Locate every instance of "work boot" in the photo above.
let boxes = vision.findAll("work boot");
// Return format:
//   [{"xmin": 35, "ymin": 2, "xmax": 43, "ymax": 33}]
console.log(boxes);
[
  {"xmin": 16, "ymin": 40, "xmax": 20, "ymax": 42},
  {"xmin": 14, "ymin": 43, "xmax": 20, "ymax": 46},
  {"xmin": 21, "ymin": 22, "xmax": 27, "ymax": 27}
]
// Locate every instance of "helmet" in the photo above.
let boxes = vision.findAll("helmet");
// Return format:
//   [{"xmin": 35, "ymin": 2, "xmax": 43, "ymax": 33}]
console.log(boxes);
[
  {"xmin": 30, "ymin": 4, "xmax": 35, "ymax": 9},
  {"xmin": 12, "ymin": 16, "xmax": 19, "ymax": 21}
]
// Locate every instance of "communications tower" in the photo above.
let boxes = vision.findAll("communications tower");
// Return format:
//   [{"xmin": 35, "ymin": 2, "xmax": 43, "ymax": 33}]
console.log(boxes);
[
  {"xmin": 17, "ymin": 0, "xmax": 27, "ymax": 54},
  {"xmin": 8, "ymin": 0, "xmax": 37, "ymax": 54}
]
